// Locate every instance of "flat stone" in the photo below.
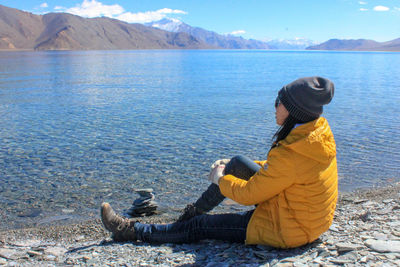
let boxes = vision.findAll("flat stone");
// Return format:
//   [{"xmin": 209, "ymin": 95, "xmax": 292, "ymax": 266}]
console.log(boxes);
[
  {"xmin": 329, "ymin": 258, "xmax": 355, "ymax": 264},
  {"xmin": 45, "ymin": 247, "xmax": 67, "ymax": 257},
  {"xmin": 342, "ymin": 251, "xmax": 358, "ymax": 261},
  {"xmin": 393, "ymin": 231, "xmax": 400, "ymax": 238},
  {"xmin": 223, "ymin": 199, "xmax": 238, "ymax": 205},
  {"xmin": 0, "ymin": 248, "xmax": 18, "ymax": 259},
  {"xmin": 373, "ymin": 233, "xmax": 388, "ymax": 240},
  {"xmin": 362, "ymin": 201, "xmax": 378, "ymax": 207},
  {"xmin": 388, "ymin": 221, "xmax": 400, "ymax": 228},
  {"xmin": 75, "ymin": 235, "xmax": 85, "ymax": 241},
  {"xmin": 385, "ymin": 253, "xmax": 397, "ymax": 260},
  {"xmin": 133, "ymin": 197, "xmax": 154, "ymax": 206},
  {"xmin": 312, "ymin": 257, "xmax": 325, "ymax": 265},
  {"xmin": 329, "ymin": 223, "xmax": 340, "ymax": 232},
  {"xmin": 336, "ymin": 242, "xmax": 364, "ymax": 252},
  {"xmin": 0, "ymin": 248, "xmax": 29, "ymax": 264},
  {"xmin": 376, "ymin": 208, "xmax": 393, "ymax": 215},
  {"xmin": 318, "ymin": 250, "xmax": 330, "ymax": 258},
  {"xmin": 27, "ymin": 250, "xmax": 42, "ymax": 257},
  {"xmin": 11, "ymin": 240, "xmax": 41, "ymax": 247},
  {"xmin": 253, "ymin": 250, "xmax": 272, "ymax": 260},
  {"xmin": 275, "ymin": 263, "xmax": 293, "ymax": 267},
  {"xmin": 31, "ymin": 247, "xmax": 45, "ymax": 252},
  {"xmin": 134, "ymin": 188, "xmax": 153, "ymax": 198},
  {"xmin": 365, "ymin": 239, "xmax": 400, "ymax": 253},
  {"xmin": 359, "ymin": 255, "xmax": 368, "ymax": 263},
  {"xmin": 279, "ymin": 257, "xmax": 297, "ymax": 262},
  {"xmin": 62, "ymin": 209, "xmax": 75, "ymax": 214},
  {"xmin": 360, "ymin": 235, "xmax": 373, "ymax": 240},
  {"xmin": 45, "ymin": 254, "xmax": 57, "ymax": 261},
  {"xmin": 353, "ymin": 199, "xmax": 368, "ymax": 204}
]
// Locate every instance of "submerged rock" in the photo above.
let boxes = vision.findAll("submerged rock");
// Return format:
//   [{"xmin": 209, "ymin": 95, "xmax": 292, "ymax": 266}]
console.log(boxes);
[{"xmin": 17, "ymin": 208, "xmax": 42, "ymax": 218}]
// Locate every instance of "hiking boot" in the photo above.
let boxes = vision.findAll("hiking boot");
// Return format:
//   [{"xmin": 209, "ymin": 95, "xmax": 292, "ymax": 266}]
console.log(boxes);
[
  {"xmin": 176, "ymin": 203, "xmax": 204, "ymax": 222},
  {"xmin": 101, "ymin": 202, "xmax": 137, "ymax": 242}
]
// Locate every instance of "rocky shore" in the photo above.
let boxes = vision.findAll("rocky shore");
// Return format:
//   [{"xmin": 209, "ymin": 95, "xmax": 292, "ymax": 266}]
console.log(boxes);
[{"xmin": 1, "ymin": 183, "xmax": 400, "ymax": 266}]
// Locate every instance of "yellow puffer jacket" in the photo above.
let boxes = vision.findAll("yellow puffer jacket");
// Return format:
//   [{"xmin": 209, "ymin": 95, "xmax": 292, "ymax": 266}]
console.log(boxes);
[{"xmin": 219, "ymin": 117, "xmax": 338, "ymax": 248}]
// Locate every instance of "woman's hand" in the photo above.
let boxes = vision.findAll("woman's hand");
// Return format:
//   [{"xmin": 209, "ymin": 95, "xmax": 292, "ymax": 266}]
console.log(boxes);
[
  {"xmin": 208, "ymin": 165, "xmax": 226, "ymax": 185},
  {"xmin": 211, "ymin": 158, "xmax": 230, "ymax": 169}
]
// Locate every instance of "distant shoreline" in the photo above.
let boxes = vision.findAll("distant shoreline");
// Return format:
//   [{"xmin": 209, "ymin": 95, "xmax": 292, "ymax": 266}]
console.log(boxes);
[{"xmin": 0, "ymin": 48, "xmax": 399, "ymax": 52}]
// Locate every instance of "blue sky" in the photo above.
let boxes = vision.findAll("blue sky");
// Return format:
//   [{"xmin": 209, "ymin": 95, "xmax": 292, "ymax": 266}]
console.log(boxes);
[{"xmin": 2, "ymin": 0, "xmax": 400, "ymax": 42}]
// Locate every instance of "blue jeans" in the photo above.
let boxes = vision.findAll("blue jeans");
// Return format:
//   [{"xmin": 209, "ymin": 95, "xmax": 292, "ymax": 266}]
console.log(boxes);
[{"xmin": 134, "ymin": 155, "xmax": 261, "ymax": 244}]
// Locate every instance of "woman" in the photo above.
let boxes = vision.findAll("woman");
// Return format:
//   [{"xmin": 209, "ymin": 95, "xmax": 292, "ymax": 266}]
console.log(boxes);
[{"xmin": 101, "ymin": 76, "xmax": 338, "ymax": 248}]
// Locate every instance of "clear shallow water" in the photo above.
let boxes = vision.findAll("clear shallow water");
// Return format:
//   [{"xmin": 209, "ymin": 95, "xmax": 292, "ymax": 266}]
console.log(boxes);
[{"xmin": 0, "ymin": 50, "xmax": 399, "ymax": 229}]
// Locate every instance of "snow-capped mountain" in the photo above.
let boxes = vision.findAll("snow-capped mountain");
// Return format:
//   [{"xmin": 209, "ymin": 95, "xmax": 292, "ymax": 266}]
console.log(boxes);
[
  {"xmin": 146, "ymin": 18, "xmax": 318, "ymax": 50},
  {"xmin": 147, "ymin": 18, "xmax": 184, "ymax": 32},
  {"xmin": 146, "ymin": 18, "xmax": 270, "ymax": 49},
  {"xmin": 265, "ymin": 38, "xmax": 318, "ymax": 50}
]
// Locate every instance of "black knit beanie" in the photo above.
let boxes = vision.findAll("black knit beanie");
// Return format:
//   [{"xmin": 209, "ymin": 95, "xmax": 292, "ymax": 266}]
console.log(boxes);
[{"xmin": 277, "ymin": 76, "xmax": 334, "ymax": 122}]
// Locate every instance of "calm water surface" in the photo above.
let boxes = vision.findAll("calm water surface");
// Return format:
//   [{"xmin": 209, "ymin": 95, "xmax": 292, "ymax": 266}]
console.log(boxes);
[{"xmin": 0, "ymin": 50, "xmax": 399, "ymax": 229}]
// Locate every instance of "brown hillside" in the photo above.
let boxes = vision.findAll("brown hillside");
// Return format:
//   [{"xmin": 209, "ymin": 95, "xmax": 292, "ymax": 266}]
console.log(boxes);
[{"xmin": 0, "ymin": 4, "xmax": 211, "ymax": 50}]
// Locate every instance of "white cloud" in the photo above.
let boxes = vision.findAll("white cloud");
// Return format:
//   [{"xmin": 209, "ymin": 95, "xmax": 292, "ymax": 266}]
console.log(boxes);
[
  {"xmin": 360, "ymin": 8, "xmax": 368, "ymax": 11},
  {"xmin": 40, "ymin": 3, "xmax": 48, "ymax": 8},
  {"xmin": 116, "ymin": 8, "xmax": 187, "ymax": 23},
  {"xmin": 395, "ymin": 7, "xmax": 400, "ymax": 12},
  {"xmin": 359, "ymin": 1, "xmax": 367, "ymax": 5},
  {"xmin": 53, "ymin": 0, "xmax": 187, "ymax": 24},
  {"xmin": 65, "ymin": 0, "xmax": 124, "ymax": 18},
  {"xmin": 373, "ymin": 5, "xmax": 390, "ymax": 11},
  {"xmin": 229, "ymin": 30, "xmax": 246, "ymax": 35}
]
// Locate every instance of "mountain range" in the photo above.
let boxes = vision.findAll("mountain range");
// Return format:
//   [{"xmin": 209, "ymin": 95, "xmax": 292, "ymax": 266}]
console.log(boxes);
[
  {"xmin": 0, "ymin": 4, "xmax": 399, "ymax": 51},
  {"xmin": 146, "ymin": 18, "xmax": 316, "ymax": 50},
  {"xmin": 0, "ymin": 4, "xmax": 210, "ymax": 50},
  {"xmin": 307, "ymin": 38, "xmax": 400, "ymax": 51},
  {"xmin": 146, "ymin": 18, "xmax": 270, "ymax": 49}
]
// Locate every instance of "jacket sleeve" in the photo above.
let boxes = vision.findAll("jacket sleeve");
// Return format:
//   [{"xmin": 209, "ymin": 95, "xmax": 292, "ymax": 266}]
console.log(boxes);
[{"xmin": 219, "ymin": 146, "xmax": 296, "ymax": 206}]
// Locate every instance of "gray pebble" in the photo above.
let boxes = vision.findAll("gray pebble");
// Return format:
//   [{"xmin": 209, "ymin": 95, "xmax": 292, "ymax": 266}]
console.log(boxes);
[
  {"xmin": 336, "ymin": 242, "xmax": 364, "ymax": 252},
  {"xmin": 365, "ymin": 239, "xmax": 400, "ymax": 253}
]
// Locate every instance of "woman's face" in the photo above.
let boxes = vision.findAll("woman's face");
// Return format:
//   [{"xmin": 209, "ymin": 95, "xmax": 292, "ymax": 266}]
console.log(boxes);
[{"xmin": 275, "ymin": 102, "xmax": 289, "ymax": 126}]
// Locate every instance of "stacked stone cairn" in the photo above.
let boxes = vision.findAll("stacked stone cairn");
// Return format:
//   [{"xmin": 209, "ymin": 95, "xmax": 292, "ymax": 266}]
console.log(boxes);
[{"xmin": 125, "ymin": 188, "xmax": 158, "ymax": 217}]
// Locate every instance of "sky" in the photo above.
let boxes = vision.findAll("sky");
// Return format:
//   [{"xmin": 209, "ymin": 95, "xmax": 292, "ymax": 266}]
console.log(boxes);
[{"xmin": 2, "ymin": 0, "xmax": 400, "ymax": 42}]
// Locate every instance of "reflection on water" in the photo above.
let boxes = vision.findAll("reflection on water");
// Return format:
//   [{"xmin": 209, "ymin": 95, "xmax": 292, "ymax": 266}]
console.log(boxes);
[{"xmin": 0, "ymin": 50, "xmax": 399, "ymax": 229}]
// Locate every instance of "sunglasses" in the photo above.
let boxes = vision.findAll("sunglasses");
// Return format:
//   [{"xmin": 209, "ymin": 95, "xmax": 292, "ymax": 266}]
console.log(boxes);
[{"xmin": 275, "ymin": 97, "xmax": 281, "ymax": 108}]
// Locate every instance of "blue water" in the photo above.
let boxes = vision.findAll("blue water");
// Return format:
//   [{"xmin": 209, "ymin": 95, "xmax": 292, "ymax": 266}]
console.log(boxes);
[{"xmin": 0, "ymin": 50, "xmax": 399, "ymax": 229}]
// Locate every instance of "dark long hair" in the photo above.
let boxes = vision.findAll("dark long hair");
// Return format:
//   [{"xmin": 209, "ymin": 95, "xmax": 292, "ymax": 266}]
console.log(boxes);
[{"xmin": 270, "ymin": 115, "xmax": 303, "ymax": 150}]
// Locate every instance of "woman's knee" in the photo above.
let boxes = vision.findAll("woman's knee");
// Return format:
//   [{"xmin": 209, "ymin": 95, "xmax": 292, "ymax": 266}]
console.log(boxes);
[
  {"xmin": 225, "ymin": 155, "xmax": 260, "ymax": 179},
  {"xmin": 229, "ymin": 155, "xmax": 247, "ymax": 165},
  {"xmin": 225, "ymin": 155, "xmax": 247, "ymax": 174}
]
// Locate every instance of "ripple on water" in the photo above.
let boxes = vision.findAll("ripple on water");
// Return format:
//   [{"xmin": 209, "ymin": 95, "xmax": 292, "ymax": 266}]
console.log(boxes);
[{"xmin": 1, "ymin": 50, "xmax": 399, "ymax": 229}]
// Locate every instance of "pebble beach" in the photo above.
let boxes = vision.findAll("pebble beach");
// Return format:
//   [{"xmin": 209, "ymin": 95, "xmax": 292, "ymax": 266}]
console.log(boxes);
[{"xmin": 1, "ymin": 182, "xmax": 400, "ymax": 266}]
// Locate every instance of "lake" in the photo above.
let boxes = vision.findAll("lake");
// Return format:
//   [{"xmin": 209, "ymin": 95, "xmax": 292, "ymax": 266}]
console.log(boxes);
[{"xmin": 0, "ymin": 50, "xmax": 399, "ymax": 229}]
